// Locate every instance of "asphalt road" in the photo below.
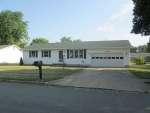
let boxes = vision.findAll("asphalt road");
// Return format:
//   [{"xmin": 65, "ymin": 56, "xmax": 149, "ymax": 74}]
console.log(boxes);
[{"xmin": 0, "ymin": 82, "xmax": 150, "ymax": 113}]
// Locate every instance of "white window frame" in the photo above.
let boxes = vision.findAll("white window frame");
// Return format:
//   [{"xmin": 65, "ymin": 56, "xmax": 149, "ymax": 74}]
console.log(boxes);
[
  {"xmin": 31, "ymin": 51, "xmax": 36, "ymax": 57},
  {"xmin": 29, "ymin": 51, "xmax": 38, "ymax": 58},
  {"xmin": 69, "ymin": 50, "xmax": 84, "ymax": 58},
  {"xmin": 43, "ymin": 51, "xmax": 49, "ymax": 57},
  {"xmin": 42, "ymin": 50, "xmax": 51, "ymax": 58}
]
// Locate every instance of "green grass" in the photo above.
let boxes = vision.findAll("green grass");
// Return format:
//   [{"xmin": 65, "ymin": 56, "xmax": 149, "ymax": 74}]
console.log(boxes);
[
  {"xmin": 0, "ymin": 66, "xmax": 82, "ymax": 82},
  {"xmin": 128, "ymin": 63, "xmax": 150, "ymax": 79}
]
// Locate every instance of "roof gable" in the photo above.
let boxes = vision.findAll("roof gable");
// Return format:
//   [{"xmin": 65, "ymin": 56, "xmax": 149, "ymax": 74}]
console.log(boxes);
[
  {"xmin": 0, "ymin": 45, "xmax": 10, "ymax": 49},
  {"xmin": 0, "ymin": 45, "xmax": 21, "ymax": 50},
  {"xmin": 22, "ymin": 40, "xmax": 131, "ymax": 50}
]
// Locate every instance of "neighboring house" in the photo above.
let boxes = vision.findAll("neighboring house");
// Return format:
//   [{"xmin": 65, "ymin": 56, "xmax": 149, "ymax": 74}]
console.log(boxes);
[
  {"xmin": 22, "ymin": 40, "xmax": 131, "ymax": 67},
  {"xmin": 0, "ymin": 45, "xmax": 23, "ymax": 64},
  {"xmin": 130, "ymin": 53, "xmax": 150, "ymax": 62}
]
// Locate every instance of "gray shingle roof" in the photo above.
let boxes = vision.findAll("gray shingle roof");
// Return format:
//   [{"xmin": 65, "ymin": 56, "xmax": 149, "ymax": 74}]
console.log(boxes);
[{"xmin": 22, "ymin": 40, "xmax": 131, "ymax": 50}]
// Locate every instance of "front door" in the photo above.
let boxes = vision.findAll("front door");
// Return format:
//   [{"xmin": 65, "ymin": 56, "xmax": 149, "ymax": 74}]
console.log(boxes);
[{"xmin": 59, "ymin": 51, "xmax": 63, "ymax": 62}]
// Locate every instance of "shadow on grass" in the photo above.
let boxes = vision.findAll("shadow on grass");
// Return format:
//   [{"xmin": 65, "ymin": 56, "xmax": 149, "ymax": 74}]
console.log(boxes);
[
  {"xmin": 129, "ymin": 70, "xmax": 150, "ymax": 79},
  {"xmin": 0, "ymin": 66, "xmax": 82, "ymax": 81}
]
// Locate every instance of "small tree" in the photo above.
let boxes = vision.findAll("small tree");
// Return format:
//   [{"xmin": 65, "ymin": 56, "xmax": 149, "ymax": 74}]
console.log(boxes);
[{"xmin": 20, "ymin": 57, "xmax": 24, "ymax": 65}]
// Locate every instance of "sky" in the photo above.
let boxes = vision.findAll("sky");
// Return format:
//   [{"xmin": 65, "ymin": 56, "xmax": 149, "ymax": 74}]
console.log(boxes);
[{"xmin": 0, "ymin": 0, "xmax": 149, "ymax": 46}]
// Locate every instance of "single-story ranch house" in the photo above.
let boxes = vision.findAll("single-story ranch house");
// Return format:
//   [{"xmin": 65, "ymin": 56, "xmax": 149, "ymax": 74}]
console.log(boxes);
[{"xmin": 22, "ymin": 40, "xmax": 131, "ymax": 67}]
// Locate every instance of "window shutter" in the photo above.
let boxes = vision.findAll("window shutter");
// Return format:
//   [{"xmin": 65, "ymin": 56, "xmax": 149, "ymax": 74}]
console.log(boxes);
[
  {"xmin": 36, "ymin": 51, "xmax": 38, "ymax": 57},
  {"xmin": 29, "ymin": 51, "xmax": 31, "ymax": 58},
  {"xmin": 49, "ymin": 50, "xmax": 51, "ymax": 57},
  {"xmin": 84, "ymin": 49, "xmax": 86, "ymax": 59},
  {"xmin": 42, "ymin": 51, "xmax": 43, "ymax": 57},
  {"xmin": 67, "ymin": 49, "xmax": 69, "ymax": 59}
]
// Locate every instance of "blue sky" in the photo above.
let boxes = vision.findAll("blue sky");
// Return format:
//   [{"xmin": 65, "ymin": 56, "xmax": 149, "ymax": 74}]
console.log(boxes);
[{"xmin": 0, "ymin": 0, "xmax": 149, "ymax": 46}]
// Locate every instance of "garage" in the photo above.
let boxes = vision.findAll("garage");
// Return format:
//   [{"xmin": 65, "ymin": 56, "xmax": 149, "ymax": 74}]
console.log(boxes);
[{"xmin": 91, "ymin": 53, "xmax": 124, "ymax": 67}]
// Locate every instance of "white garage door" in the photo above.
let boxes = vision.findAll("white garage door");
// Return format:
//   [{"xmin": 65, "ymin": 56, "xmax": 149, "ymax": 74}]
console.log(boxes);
[{"xmin": 91, "ymin": 53, "xmax": 124, "ymax": 67}]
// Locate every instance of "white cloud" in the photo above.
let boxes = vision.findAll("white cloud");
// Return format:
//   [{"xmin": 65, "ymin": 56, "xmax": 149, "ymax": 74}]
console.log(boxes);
[
  {"xmin": 96, "ymin": 24, "xmax": 114, "ymax": 33},
  {"xmin": 110, "ymin": 1, "xmax": 134, "ymax": 20}
]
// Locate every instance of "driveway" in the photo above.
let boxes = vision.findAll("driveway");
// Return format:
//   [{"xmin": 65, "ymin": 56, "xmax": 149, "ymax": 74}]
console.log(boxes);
[{"xmin": 48, "ymin": 68, "xmax": 150, "ymax": 92}]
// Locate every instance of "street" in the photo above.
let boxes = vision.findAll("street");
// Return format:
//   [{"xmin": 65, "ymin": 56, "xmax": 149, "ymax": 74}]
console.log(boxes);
[{"xmin": 0, "ymin": 82, "xmax": 150, "ymax": 113}]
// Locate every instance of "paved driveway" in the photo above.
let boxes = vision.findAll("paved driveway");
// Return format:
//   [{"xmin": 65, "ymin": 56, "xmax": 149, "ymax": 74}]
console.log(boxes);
[{"xmin": 49, "ymin": 68, "xmax": 150, "ymax": 92}]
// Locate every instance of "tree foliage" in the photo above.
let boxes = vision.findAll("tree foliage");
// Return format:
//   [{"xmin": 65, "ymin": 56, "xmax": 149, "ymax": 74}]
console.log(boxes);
[
  {"xmin": 147, "ymin": 42, "xmax": 150, "ymax": 52},
  {"xmin": 131, "ymin": 0, "xmax": 150, "ymax": 36},
  {"xmin": 30, "ymin": 37, "xmax": 49, "ymax": 45},
  {"xmin": 60, "ymin": 36, "xmax": 72, "ymax": 42},
  {"xmin": 130, "ymin": 44, "xmax": 148, "ymax": 53},
  {"xmin": 0, "ymin": 10, "xmax": 29, "ymax": 48},
  {"xmin": 60, "ymin": 36, "xmax": 81, "ymax": 42},
  {"xmin": 73, "ymin": 39, "xmax": 82, "ymax": 42},
  {"xmin": 130, "ymin": 46, "xmax": 138, "ymax": 53}
]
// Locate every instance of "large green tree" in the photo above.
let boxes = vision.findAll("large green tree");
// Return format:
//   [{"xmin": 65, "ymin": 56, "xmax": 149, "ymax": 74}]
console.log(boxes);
[
  {"xmin": 131, "ymin": 0, "xmax": 150, "ymax": 36},
  {"xmin": 30, "ymin": 37, "xmax": 49, "ymax": 45},
  {"xmin": 0, "ymin": 10, "xmax": 29, "ymax": 48},
  {"xmin": 60, "ymin": 36, "xmax": 81, "ymax": 42}
]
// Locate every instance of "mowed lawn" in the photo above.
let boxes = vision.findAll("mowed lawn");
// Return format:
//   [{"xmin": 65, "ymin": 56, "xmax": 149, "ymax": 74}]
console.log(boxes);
[
  {"xmin": 0, "ymin": 65, "xmax": 83, "ymax": 82},
  {"xmin": 128, "ymin": 63, "xmax": 150, "ymax": 79}
]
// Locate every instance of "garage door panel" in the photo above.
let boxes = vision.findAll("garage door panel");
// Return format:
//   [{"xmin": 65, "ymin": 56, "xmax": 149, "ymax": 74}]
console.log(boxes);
[{"xmin": 91, "ymin": 53, "xmax": 124, "ymax": 67}]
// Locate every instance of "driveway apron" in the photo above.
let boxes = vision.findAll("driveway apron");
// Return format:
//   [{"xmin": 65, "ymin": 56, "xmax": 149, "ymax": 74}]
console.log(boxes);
[{"xmin": 49, "ymin": 68, "xmax": 150, "ymax": 92}]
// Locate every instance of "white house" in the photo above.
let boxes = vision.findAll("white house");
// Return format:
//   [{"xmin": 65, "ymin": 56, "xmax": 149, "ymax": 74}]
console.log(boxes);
[
  {"xmin": 130, "ymin": 53, "xmax": 150, "ymax": 62},
  {"xmin": 0, "ymin": 45, "xmax": 23, "ymax": 64},
  {"xmin": 22, "ymin": 40, "xmax": 131, "ymax": 67}
]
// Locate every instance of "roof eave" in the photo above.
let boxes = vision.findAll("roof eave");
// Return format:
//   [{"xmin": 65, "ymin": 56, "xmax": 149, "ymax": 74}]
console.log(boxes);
[{"xmin": 22, "ymin": 47, "xmax": 131, "ymax": 51}]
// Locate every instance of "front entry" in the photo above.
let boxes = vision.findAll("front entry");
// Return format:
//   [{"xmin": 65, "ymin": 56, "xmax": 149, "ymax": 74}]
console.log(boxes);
[{"xmin": 59, "ymin": 51, "xmax": 63, "ymax": 62}]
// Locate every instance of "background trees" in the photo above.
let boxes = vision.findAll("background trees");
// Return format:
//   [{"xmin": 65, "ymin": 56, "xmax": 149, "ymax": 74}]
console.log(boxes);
[
  {"xmin": 130, "ymin": 44, "xmax": 148, "ymax": 53},
  {"xmin": 30, "ymin": 37, "xmax": 49, "ymax": 45},
  {"xmin": 0, "ymin": 10, "xmax": 29, "ymax": 48},
  {"xmin": 60, "ymin": 36, "xmax": 81, "ymax": 42}
]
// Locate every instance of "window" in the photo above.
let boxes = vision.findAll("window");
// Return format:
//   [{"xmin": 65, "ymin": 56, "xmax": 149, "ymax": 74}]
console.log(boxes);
[
  {"xmin": 100, "ymin": 57, "xmax": 103, "ymax": 59},
  {"xmin": 70, "ymin": 50, "xmax": 74, "ymax": 58},
  {"xmin": 108, "ymin": 57, "xmax": 111, "ymax": 59},
  {"xmin": 42, "ymin": 50, "xmax": 51, "ymax": 57},
  {"xmin": 104, "ymin": 57, "xmax": 107, "ymax": 59},
  {"xmin": 116, "ymin": 57, "xmax": 119, "ymax": 59},
  {"xmin": 92, "ymin": 57, "xmax": 95, "ymax": 59},
  {"xmin": 120, "ymin": 57, "xmax": 123, "ymax": 59},
  {"xmin": 79, "ymin": 50, "xmax": 83, "ymax": 58},
  {"xmin": 96, "ymin": 57, "xmax": 99, "ymax": 59},
  {"xmin": 44, "ymin": 51, "xmax": 48, "ymax": 57},
  {"xmin": 70, "ymin": 50, "xmax": 83, "ymax": 58},
  {"xmin": 29, "ymin": 51, "xmax": 38, "ymax": 58},
  {"xmin": 112, "ymin": 57, "xmax": 115, "ymax": 59}
]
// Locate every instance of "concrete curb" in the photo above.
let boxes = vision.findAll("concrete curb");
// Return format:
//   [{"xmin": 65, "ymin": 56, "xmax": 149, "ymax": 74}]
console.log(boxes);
[{"xmin": 0, "ymin": 79, "xmax": 48, "ymax": 85}]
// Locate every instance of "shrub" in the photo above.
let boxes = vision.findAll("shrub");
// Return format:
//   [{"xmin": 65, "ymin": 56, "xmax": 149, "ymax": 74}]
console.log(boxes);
[
  {"xmin": 134, "ymin": 57, "xmax": 145, "ymax": 65},
  {"xmin": 20, "ymin": 57, "xmax": 24, "ymax": 65}
]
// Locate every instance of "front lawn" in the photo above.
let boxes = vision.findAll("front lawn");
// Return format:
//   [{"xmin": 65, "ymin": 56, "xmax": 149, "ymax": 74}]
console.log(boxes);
[
  {"xmin": 0, "ymin": 66, "xmax": 82, "ymax": 82},
  {"xmin": 128, "ymin": 63, "xmax": 150, "ymax": 79}
]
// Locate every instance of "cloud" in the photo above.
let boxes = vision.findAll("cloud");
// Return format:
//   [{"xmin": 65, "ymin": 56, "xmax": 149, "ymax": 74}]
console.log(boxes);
[
  {"xmin": 110, "ymin": 1, "xmax": 134, "ymax": 20},
  {"xmin": 96, "ymin": 24, "xmax": 114, "ymax": 33}
]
